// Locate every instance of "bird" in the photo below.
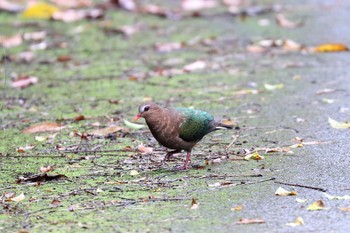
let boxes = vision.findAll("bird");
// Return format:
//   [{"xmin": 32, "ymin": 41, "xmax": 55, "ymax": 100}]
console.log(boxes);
[{"xmin": 134, "ymin": 102, "xmax": 233, "ymax": 170}]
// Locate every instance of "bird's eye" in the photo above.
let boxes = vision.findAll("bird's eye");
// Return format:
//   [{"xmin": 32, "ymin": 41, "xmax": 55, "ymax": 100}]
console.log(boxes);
[{"xmin": 143, "ymin": 105, "xmax": 150, "ymax": 112}]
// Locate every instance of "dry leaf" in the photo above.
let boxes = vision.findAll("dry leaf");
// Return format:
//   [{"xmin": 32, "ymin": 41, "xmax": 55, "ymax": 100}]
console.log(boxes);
[
  {"xmin": 40, "ymin": 165, "xmax": 54, "ymax": 173},
  {"xmin": 50, "ymin": 198, "xmax": 61, "ymax": 206},
  {"xmin": 155, "ymin": 42, "xmax": 183, "ymax": 52},
  {"xmin": 89, "ymin": 125, "xmax": 124, "ymax": 137},
  {"xmin": 339, "ymin": 207, "xmax": 350, "ymax": 212},
  {"xmin": 246, "ymin": 45, "xmax": 267, "ymax": 53},
  {"xmin": 17, "ymin": 144, "xmax": 35, "ymax": 153},
  {"xmin": 11, "ymin": 76, "xmax": 38, "ymax": 89},
  {"xmin": 183, "ymin": 60, "xmax": 207, "ymax": 72},
  {"xmin": 275, "ymin": 187, "xmax": 297, "ymax": 196},
  {"xmin": 275, "ymin": 14, "xmax": 303, "ymax": 28},
  {"xmin": 57, "ymin": 55, "xmax": 72, "ymax": 62},
  {"xmin": 137, "ymin": 144, "xmax": 153, "ymax": 154},
  {"xmin": 244, "ymin": 151, "xmax": 264, "ymax": 160},
  {"xmin": 286, "ymin": 217, "xmax": 304, "ymax": 227},
  {"xmin": 11, "ymin": 193, "xmax": 25, "ymax": 202},
  {"xmin": 0, "ymin": 34, "xmax": 23, "ymax": 48},
  {"xmin": 117, "ymin": 0, "xmax": 137, "ymax": 11},
  {"xmin": 236, "ymin": 218, "xmax": 265, "ymax": 224},
  {"xmin": 51, "ymin": 0, "xmax": 93, "ymax": 8},
  {"xmin": 264, "ymin": 83, "xmax": 284, "ymax": 91},
  {"xmin": 23, "ymin": 31, "xmax": 47, "ymax": 41},
  {"xmin": 182, "ymin": 0, "xmax": 217, "ymax": 11},
  {"xmin": 296, "ymin": 198, "xmax": 307, "ymax": 203},
  {"xmin": 313, "ymin": 43, "xmax": 349, "ymax": 53},
  {"xmin": 190, "ymin": 198, "xmax": 199, "ymax": 209},
  {"xmin": 231, "ymin": 205, "xmax": 243, "ymax": 211},
  {"xmin": 22, "ymin": 2, "xmax": 59, "ymax": 19},
  {"xmin": 22, "ymin": 122, "xmax": 64, "ymax": 134},
  {"xmin": 316, "ymin": 88, "xmax": 336, "ymax": 95},
  {"xmin": 130, "ymin": 170, "xmax": 139, "ymax": 176},
  {"xmin": 0, "ymin": 0, "xmax": 25, "ymax": 13},
  {"xmin": 328, "ymin": 117, "xmax": 350, "ymax": 129},
  {"xmin": 307, "ymin": 200, "xmax": 326, "ymax": 211}
]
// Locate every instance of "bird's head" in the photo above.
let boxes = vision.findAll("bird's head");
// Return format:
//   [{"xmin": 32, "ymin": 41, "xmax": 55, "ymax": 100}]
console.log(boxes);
[{"xmin": 134, "ymin": 102, "xmax": 159, "ymax": 121}]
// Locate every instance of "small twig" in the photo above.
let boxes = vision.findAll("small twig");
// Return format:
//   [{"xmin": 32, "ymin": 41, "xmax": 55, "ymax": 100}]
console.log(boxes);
[
  {"xmin": 239, "ymin": 177, "xmax": 276, "ymax": 185},
  {"xmin": 226, "ymin": 133, "xmax": 240, "ymax": 149},
  {"xmin": 275, "ymin": 181, "xmax": 327, "ymax": 192}
]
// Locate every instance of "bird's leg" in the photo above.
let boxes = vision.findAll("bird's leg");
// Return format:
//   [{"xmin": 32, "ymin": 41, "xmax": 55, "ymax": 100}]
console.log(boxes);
[
  {"xmin": 162, "ymin": 149, "xmax": 181, "ymax": 166},
  {"xmin": 175, "ymin": 150, "xmax": 191, "ymax": 170}
]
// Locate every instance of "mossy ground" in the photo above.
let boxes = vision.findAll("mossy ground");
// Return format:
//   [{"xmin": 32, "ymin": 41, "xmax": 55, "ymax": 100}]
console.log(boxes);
[{"xmin": 1, "ymin": 1, "xmax": 350, "ymax": 232}]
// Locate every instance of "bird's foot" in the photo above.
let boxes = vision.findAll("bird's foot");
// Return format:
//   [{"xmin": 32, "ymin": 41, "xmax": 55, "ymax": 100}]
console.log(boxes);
[{"xmin": 173, "ymin": 164, "xmax": 189, "ymax": 171}]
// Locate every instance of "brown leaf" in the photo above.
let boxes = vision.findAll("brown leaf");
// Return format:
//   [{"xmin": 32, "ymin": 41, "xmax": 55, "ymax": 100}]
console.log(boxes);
[
  {"xmin": 16, "ymin": 173, "xmax": 67, "ymax": 184},
  {"xmin": 190, "ymin": 198, "xmax": 199, "ymax": 209},
  {"xmin": 275, "ymin": 14, "xmax": 303, "ymax": 28},
  {"xmin": 74, "ymin": 115, "xmax": 85, "ymax": 121},
  {"xmin": 89, "ymin": 125, "xmax": 125, "ymax": 137},
  {"xmin": 339, "ymin": 207, "xmax": 350, "ymax": 212},
  {"xmin": 155, "ymin": 42, "xmax": 183, "ymax": 53},
  {"xmin": 236, "ymin": 218, "xmax": 265, "ymax": 224},
  {"xmin": 11, "ymin": 75, "xmax": 38, "ymax": 89},
  {"xmin": 22, "ymin": 122, "xmax": 64, "ymax": 134},
  {"xmin": 0, "ymin": 34, "xmax": 23, "ymax": 48},
  {"xmin": 57, "ymin": 55, "xmax": 72, "ymax": 62},
  {"xmin": 17, "ymin": 144, "xmax": 35, "ymax": 153},
  {"xmin": 137, "ymin": 144, "xmax": 153, "ymax": 154}
]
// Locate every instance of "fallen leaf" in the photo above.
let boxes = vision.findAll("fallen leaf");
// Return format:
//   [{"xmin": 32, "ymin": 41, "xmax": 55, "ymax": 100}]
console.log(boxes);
[
  {"xmin": 11, "ymin": 76, "xmax": 38, "ymax": 89},
  {"xmin": 233, "ymin": 89, "xmax": 259, "ymax": 95},
  {"xmin": 137, "ymin": 144, "xmax": 153, "ymax": 154},
  {"xmin": 155, "ymin": 42, "xmax": 183, "ymax": 52},
  {"xmin": 141, "ymin": 4, "xmax": 167, "ymax": 17},
  {"xmin": 316, "ymin": 88, "xmax": 336, "ymax": 95},
  {"xmin": 244, "ymin": 151, "xmax": 264, "ymax": 160},
  {"xmin": 0, "ymin": 34, "xmax": 23, "ymax": 48},
  {"xmin": 23, "ymin": 31, "xmax": 47, "ymax": 41},
  {"xmin": 117, "ymin": 0, "xmax": 137, "ymax": 11},
  {"xmin": 16, "ymin": 174, "xmax": 67, "ymax": 184},
  {"xmin": 22, "ymin": 122, "xmax": 64, "ymax": 134},
  {"xmin": 40, "ymin": 165, "xmax": 54, "ymax": 173},
  {"xmin": 51, "ymin": 0, "xmax": 93, "ymax": 8},
  {"xmin": 328, "ymin": 117, "xmax": 350, "ymax": 129},
  {"xmin": 0, "ymin": 0, "xmax": 25, "ymax": 13},
  {"xmin": 35, "ymin": 135, "xmax": 48, "ymax": 142},
  {"xmin": 89, "ymin": 125, "xmax": 124, "ymax": 136},
  {"xmin": 183, "ymin": 60, "xmax": 207, "ymax": 72},
  {"xmin": 286, "ymin": 217, "xmax": 304, "ymax": 227},
  {"xmin": 339, "ymin": 207, "xmax": 350, "ymax": 212},
  {"xmin": 22, "ymin": 2, "xmax": 59, "ymax": 19},
  {"xmin": 324, "ymin": 193, "xmax": 350, "ymax": 200},
  {"xmin": 50, "ymin": 198, "xmax": 61, "ymax": 206},
  {"xmin": 296, "ymin": 198, "xmax": 307, "ymax": 203},
  {"xmin": 130, "ymin": 170, "xmax": 139, "ymax": 176},
  {"xmin": 231, "ymin": 205, "xmax": 243, "ymax": 211},
  {"xmin": 235, "ymin": 218, "xmax": 265, "ymax": 225},
  {"xmin": 11, "ymin": 193, "xmax": 25, "ymax": 202},
  {"xmin": 57, "ymin": 55, "xmax": 72, "ymax": 62},
  {"xmin": 264, "ymin": 83, "xmax": 284, "ymax": 91},
  {"xmin": 307, "ymin": 200, "xmax": 326, "ymax": 211},
  {"xmin": 74, "ymin": 115, "xmax": 85, "ymax": 121},
  {"xmin": 17, "ymin": 144, "xmax": 35, "ymax": 153},
  {"xmin": 275, "ymin": 187, "xmax": 297, "ymax": 196},
  {"xmin": 246, "ymin": 45, "xmax": 267, "ymax": 53},
  {"xmin": 124, "ymin": 119, "xmax": 145, "ymax": 130},
  {"xmin": 190, "ymin": 198, "xmax": 199, "ymax": 209},
  {"xmin": 313, "ymin": 43, "xmax": 349, "ymax": 53},
  {"xmin": 322, "ymin": 98, "xmax": 335, "ymax": 104},
  {"xmin": 275, "ymin": 14, "xmax": 303, "ymax": 28},
  {"xmin": 182, "ymin": 0, "xmax": 217, "ymax": 11}
]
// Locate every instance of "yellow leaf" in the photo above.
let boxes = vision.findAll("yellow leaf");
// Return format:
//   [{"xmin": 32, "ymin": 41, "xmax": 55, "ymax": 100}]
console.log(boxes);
[
  {"xmin": 244, "ymin": 151, "xmax": 264, "ymax": 160},
  {"xmin": 307, "ymin": 200, "xmax": 326, "ymax": 211},
  {"xmin": 11, "ymin": 193, "xmax": 25, "ymax": 202},
  {"xmin": 328, "ymin": 117, "xmax": 350, "ymax": 129},
  {"xmin": 264, "ymin": 83, "xmax": 284, "ymax": 91},
  {"xmin": 130, "ymin": 170, "xmax": 139, "ymax": 176},
  {"xmin": 22, "ymin": 2, "xmax": 59, "ymax": 19},
  {"xmin": 314, "ymin": 43, "xmax": 349, "ymax": 53},
  {"xmin": 275, "ymin": 187, "xmax": 297, "ymax": 196},
  {"xmin": 286, "ymin": 217, "xmax": 304, "ymax": 227},
  {"xmin": 231, "ymin": 205, "xmax": 243, "ymax": 211}
]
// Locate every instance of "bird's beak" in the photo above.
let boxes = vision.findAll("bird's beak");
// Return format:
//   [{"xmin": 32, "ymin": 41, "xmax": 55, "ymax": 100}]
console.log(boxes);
[{"xmin": 134, "ymin": 113, "xmax": 142, "ymax": 121}]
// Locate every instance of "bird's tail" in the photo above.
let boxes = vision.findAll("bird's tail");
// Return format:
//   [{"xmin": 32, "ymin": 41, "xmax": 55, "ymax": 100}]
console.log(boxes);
[{"xmin": 215, "ymin": 122, "xmax": 234, "ymax": 130}]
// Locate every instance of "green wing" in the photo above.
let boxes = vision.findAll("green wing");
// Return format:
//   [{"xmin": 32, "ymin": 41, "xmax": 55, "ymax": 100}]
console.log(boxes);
[{"xmin": 176, "ymin": 108, "xmax": 215, "ymax": 142}]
